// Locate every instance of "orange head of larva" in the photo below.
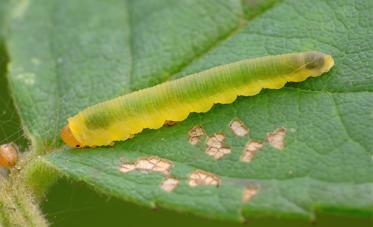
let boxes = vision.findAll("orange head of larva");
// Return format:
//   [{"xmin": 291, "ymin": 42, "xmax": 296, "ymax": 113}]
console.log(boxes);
[
  {"xmin": 61, "ymin": 125, "xmax": 83, "ymax": 148},
  {"xmin": 0, "ymin": 143, "xmax": 18, "ymax": 168}
]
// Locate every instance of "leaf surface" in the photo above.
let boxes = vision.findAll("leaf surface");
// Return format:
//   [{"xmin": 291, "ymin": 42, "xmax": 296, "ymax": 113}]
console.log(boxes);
[
  {"xmin": 5, "ymin": 0, "xmax": 373, "ymax": 221},
  {"xmin": 0, "ymin": 0, "xmax": 28, "ymax": 148}
]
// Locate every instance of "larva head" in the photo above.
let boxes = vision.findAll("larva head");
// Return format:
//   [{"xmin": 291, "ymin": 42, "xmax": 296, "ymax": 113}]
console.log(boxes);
[
  {"xmin": 0, "ymin": 143, "xmax": 18, "ymax": 168},
  {"xmin": 304, "ymin": 51, "xmax": 334, "ymax": 75},
  {"xmin": 61, "ymin": 125, "xmax": 84, "ymax": 148}
]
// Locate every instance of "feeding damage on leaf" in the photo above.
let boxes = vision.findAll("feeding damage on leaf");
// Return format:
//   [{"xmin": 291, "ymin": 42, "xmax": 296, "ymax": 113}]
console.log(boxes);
[
  {"xmin": 160, "ymin": 177, "xmax": 180, "ymax": 192},
  {"xmin": 119, "ymin": 156, "xmax": 223, "ymax": 192},
  {"xmin": 188, "ymin": 170, "xmax": 221, "ymax": 187},
  {"xmin": 119, "ymin": 156, "xmax": 173, "ymax": 175},
  {"xmin": 240, "ymin": 141, "xmax": 263, "ymax": 163},
  {"xmin": 119, "ymin": 156, "xmax": 180, "ymax": 192},
  {"xmin": 188, "ymin": 125, "xmax": 206, "ymax": 145},
  {"xmin": 205, "ymin": 133, "xmax": 231, "ymax": 160},
  {"xmin": 229, "ymin": 119, "xmax": 249, "ymax": 137},
  {"xmin": 267, "ymin": 128, "xmax": 286, "ymax": 150},
  {"xmin": 188, "ymin": 118, "xmax": 290, "ymax": 163},
  {"xmin": 242, "ymin": 186, "xmax": 259, "ymax": 203}
]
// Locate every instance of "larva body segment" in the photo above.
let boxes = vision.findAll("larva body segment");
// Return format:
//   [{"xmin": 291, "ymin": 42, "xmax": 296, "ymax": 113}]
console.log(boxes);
[{"xmin": 62, "ymin": 51, "xmax": 334, "ymax": 147}]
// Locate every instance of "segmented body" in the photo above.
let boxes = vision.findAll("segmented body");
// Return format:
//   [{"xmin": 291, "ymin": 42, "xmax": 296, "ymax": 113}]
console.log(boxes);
[{"xmin": 63, "ymin": 51, "xmax": 334, "ymax": 147}]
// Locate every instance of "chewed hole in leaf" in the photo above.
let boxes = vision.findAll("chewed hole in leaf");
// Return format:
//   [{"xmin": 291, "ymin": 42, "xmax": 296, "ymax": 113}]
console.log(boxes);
[
  {"xmin": 205, "ymin": 133, "xmax": 231, "ymax": 159},
  {"xmin": 119, "ymin": 156, "xmax": 173, "ymax": 175},
  {"xmin": 229, "ymin": 119, "xmax": 249, "ymax": 137},
  {"xmin": 119, "ymin": 163, "xmax": 136, "ymax": 173},
  {"xmin": 160, "ymin": 177, "xmax": 180, "ymax": 192},
  {"xmin": 242, "ymin": 186, "xmax": 259, "ymax": 203},
  {"xmin": 240, "ymin": 141, "xmax": 263, "ymax": 163},
  {"xmin": 188, "ymin": 125, "xmax": 205, "ymax": 145},
  {"xmin": 267, "ymin": 128, "xmax": 286, "ymax": 150},
  {"xmin": 188, "ymin": 170, "xmax": 220, "ymax": 187}
]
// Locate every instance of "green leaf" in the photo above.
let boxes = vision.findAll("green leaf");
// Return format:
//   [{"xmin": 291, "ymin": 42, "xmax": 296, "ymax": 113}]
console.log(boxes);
[
  {"xmin": 42, "ymin": 178, "xmax": 373, "ymax": 227},
  {"xmin": 0, "ymin": 0, "xmax": 28, "ymax": 148},
  {"xmin": 6, "ymin": 0, "xmax": 243, "ymax": 149},
  {"xmin": 0, "ymin": 0, "xmax": 7, "ymax": 39},
  {"xmin": 242, "ymin": 0, "xmax": 281, "ymax": 20},
  {"xmin": 5, "ymin": 0, "xmax": 373, "ymax": 222}
]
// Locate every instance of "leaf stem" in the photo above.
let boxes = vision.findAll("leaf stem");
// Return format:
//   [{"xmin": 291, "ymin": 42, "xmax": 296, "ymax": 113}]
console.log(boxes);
[{"xmin": 0, "ymin": 156, "xmax": 49, "ymax": 226}]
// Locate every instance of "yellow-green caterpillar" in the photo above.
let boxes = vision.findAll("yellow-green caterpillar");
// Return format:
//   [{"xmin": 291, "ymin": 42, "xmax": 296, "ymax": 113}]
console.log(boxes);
[{"xmin": 61, "ymin": 51, "xmax": 334, "ymax": 148}]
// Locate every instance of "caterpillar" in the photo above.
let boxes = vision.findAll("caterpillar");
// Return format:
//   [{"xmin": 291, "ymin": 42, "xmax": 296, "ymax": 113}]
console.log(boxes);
[{"xmin": 61, "ymin": 51, "xmax": 334, "ymax": 148}]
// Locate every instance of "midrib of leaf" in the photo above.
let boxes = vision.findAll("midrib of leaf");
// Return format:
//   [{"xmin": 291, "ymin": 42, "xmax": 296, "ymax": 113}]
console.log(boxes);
[
  {"xmin": 167, "ymin": 0, "xmax": 284, "ymax": 82},
  {"xmin": 242, "ymin": 0, "xmax": 283, "ymax": 20},
  {"xmin": 126, "ymin": 0, "xmax": 134, "ymax": 95},
  {"xmin": 47, "ymin": 1, "xmax": 62, "ymax": 149},
  {"xmin": 177, "ymin": 0, "xmax": 373, "ymax": 94},
  {"xmin": 165, "ymin": 18, "xmax": 246, "ymax": 83},
  {"xmin": 127, "ymin": 0, "xmax": 245, "ymax": 90}
]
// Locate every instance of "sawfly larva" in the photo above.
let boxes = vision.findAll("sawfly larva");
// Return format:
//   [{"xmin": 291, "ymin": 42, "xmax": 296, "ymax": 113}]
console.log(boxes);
[{"xmin": 61, "ymin": 51, "xmax": 334, "ymax": 148}]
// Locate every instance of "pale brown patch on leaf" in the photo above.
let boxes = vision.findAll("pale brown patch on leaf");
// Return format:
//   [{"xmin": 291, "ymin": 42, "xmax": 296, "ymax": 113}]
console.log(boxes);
[
  {"xmin": 160, "ymin": 177, "xmax": 180, "ymax": 192},
  {"xmin": 206, "ymin": 147, "xmax": 231, "ymax": 160},
  {"xmin": 205, "ymin": 133, "xmax": 231, "ymax": 159},
  {"xmin": 206, "ymin": 133, "xmax": 225, "ymax": 147},
  {"xmin": 119, "ymin": 156, "xmax": 173, "ymax": 175},
  {"xmin": 188, "ymin": 125, "xmax": 206, "ymax": 145},
  {"xmin": 267, "ymin": 128, "xmax": 286, "ymax": 150},
  {"xmin": 240, "ymin": 141, "xmax": 263, "ymax": 162},
  {"xmin": 119, "ymin": 163, "xmax": 136, "ymax": 173},
  {"xmin": 242, "ymin": 186, "xmax": 258, "ymax": 203},
  {"xmin": 229, "ymin": 119, "xmax": 249, "ymax": 137},
  {"xmin": 188, "ymin": 170, "xmax": 220, "ymax": 187},
  {"xmin": 136, "ymin": 157, "xmax": 173, "ymax": 175}
]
